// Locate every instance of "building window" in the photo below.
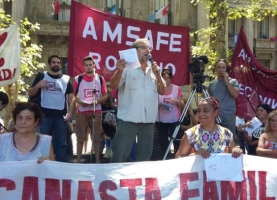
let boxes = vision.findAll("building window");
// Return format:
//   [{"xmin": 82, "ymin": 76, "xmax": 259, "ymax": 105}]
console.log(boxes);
[
  {"xmin": 106, "ymin": 0, "xmax": 123, "ymax": 16},
  {"xmin": 154, "ymin": 0, "xmax": 169, "ymax": 25},
  {"xmin": 257, "ymin": 17, "xmax": 269, "ymax": 39},
  {"xmin": 257, "ymin": 59, "xmax": 270, "ymax": 69},
  {"xmin": 107, "ymin": 0, "xmax": 116, "ymax": 8},
  {"xmin": 61, "ymin": 57, "xmax": 68, "ymax": 74},
  {"xmin": 3, "ymin": 0, "xmax": 12, "ymax": 16},
  {"xmin": 54, "ymin": 0, "xmax": 71, "ymax": 21},
  {"xmin": 228, "ymin": 20, "xmax": 235, "ymax": 37}
]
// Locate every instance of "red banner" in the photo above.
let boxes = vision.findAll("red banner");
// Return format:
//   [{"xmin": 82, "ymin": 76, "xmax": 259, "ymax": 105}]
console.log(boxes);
[
  {"xmin": 68, "ymin": 1, "xmax": 190, "ymax": 85},
  {"xmin": 230, "ymin": 27, "xmax": 277, "ymax": 120}
]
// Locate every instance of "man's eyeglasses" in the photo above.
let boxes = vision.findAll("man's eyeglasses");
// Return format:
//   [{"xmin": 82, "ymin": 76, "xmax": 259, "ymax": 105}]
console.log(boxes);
[{"xmin": 136, "ymin": 46, "xmax": 153, "ymax": 51}]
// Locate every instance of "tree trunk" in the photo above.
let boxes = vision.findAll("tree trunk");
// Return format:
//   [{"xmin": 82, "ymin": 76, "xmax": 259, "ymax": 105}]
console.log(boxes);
[
  {"xmin": 3, "ymin": 84, "xmax": 17, "ymax": 130},
  {"xmin": 211, "ymin": 0, "xmax": 228, "ymax": 59}
]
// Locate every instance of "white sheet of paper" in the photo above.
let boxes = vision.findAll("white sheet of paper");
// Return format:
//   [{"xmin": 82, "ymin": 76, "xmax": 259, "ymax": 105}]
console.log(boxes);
[
  {"xmin": 204, "ymin": 153, "xmax": 243, "ymax": 182},
  {"xmin": 245, "ymin": 117, "xmax": 263, "ymax": 136},
  {"xmin": 119, "ymin": 48, "xmax": 140, "ymax": 69},
  {"xmin": 236, "ymin": 117, "xmax": 245, "ymax": 126},
  {"xmin": 81, "ymin": 99, "xmax": 92, "ymax": 104}
]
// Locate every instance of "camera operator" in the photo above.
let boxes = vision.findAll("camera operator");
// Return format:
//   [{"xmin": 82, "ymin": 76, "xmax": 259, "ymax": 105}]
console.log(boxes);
[{"xmin": 208, "ymin": 59, "xmax": 239, "ymax": 140}]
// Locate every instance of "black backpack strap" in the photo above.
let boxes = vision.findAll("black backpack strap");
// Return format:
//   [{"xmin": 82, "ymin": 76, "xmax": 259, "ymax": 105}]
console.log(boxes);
[
  {"xmin": 99, "ymin": 75, "xmax": 103, "ymax": 88},
  {"xmin": 76, "ymin": 74, "xmax": 84, "ymax": 95}
]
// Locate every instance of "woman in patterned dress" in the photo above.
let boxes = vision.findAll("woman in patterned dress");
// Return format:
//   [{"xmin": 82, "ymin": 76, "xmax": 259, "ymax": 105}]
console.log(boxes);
[
  {"xmin": 175, "ymin": 97, "xmax": 242, "ymax": 159},
  {"xmin": 257, "ymin": 110, "xmax": 277, "ymax": 158}
]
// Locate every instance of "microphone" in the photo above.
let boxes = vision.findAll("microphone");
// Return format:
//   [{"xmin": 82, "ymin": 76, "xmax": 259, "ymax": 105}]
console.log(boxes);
[
  {"xmin": 92, "ymin": 68, "xmax": 98, "ymax": 94},
  {"xmin": 148, "ymin": 54, "xmax": 159, "ymax": 74},
  {"xmin": 148, "ymin": 54, "xmax": 153, "ymax": 65}
]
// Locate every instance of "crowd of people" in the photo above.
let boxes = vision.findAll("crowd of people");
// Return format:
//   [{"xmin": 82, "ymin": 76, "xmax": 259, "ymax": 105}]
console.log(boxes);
[{"xmin": 0, "ymin": 37, "xmax": 276, "ymax": 164}]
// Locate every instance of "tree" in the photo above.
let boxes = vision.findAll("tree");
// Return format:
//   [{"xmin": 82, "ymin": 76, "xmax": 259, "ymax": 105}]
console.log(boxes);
[
  {"xmin": 190, "ymin": 0, "xmax": 277, "ymax": 74},
  {"xmin": 0, "ymin": 9, "xmax": 45, "ymax": 126}
]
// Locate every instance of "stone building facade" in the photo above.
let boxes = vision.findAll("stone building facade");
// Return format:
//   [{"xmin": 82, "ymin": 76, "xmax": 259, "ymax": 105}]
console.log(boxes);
[{"xmin": 1, "ymin": 0, "xmax": 277, "ymax": 83}]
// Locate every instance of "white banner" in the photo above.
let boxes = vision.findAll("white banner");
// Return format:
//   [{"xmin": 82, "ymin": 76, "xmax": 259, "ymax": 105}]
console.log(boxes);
[
  {"xmin": 0, "ymin": 24, "xmax": 20, "ymax": 87},
  {"xmin": 0, "ymin": 155, "xmax": 277, "ymax": 199}
]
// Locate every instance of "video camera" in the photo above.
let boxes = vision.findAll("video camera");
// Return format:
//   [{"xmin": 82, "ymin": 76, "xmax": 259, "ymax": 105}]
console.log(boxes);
[
  {"xmin": 188, "ymin": 55, "xmax": 209, "ymax": 76},
  {"xmin": 188, "ymin": 55, "xmax": 209, "ymax": 93}
]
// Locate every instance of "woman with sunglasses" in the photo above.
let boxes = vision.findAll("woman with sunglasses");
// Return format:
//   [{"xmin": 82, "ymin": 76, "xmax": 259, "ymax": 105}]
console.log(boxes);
[
  {"xmin": 156, "ymin": 68, "xmax": 184, "ymax": 159},
  {"xmin": 175, "ymin": 97, "xmax": 242, "ymax": 159},
  {"xmin": 256, "ymin": 110, "xmax": 277, "ymax": 158}
]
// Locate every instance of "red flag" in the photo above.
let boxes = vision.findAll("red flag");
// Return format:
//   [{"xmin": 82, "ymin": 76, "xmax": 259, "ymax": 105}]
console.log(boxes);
[
  {"xmin": 161, "ymin": 3, "xmax": 170, "ymax": 16},
  {"xmin": 270, "ymin": 35, "xmax": 277, "ymax": 42},
  {"xmin": 230, "ymin": 27, "xmax": 277, "ymax": 120},
  {"xmin": 68, "ymin": 1, "xmax": 190, "ymax": 86},
  {"xmin": 149, "ymin": 2, "xmax": 170, "ymax": 21},
  {"xmin": 51, "ymin": 0, "xmax": 60, "ymax": 15}
]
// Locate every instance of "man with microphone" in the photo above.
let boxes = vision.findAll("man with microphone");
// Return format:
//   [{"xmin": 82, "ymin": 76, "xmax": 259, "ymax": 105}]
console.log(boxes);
[
  {"xmin": 110, "ymin": 38, "xmax": 165, "ymax": 163},
  {"xmin": 70, "ymin": 56, "xmax": 108, "ymax": 163}
]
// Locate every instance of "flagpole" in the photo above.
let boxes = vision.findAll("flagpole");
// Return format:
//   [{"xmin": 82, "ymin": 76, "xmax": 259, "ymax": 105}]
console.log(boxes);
[{"xmin": 116, "ymin": 0, "xmax": 119, "ymax": 15}]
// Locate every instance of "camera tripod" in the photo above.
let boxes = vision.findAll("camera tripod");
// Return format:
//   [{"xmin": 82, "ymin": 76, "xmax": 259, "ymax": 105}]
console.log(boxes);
[{"xmin": 162, "ymin": 83, "xmax": 222, "ymax": 160}]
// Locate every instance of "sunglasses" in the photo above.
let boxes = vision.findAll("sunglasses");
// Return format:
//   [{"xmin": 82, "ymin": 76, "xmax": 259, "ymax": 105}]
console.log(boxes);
[
  {"xmin": 162, "ymin": 68, "xmax": 172, "ymax": 73},
  {"xmin": 199, "ymin": 97, "xmax": 220, "ymax": 109},
  {"xmin": 216, "ymin": 59, "xmax": 228, "ymax": 63}
]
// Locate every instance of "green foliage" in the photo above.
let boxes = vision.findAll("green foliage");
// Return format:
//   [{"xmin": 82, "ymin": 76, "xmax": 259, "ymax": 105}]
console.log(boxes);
[
  {"xmin": 190, "ymin": 26, "xmax": 218, "ymax": 74},
  {"xmin": 191, "ymin": 0, "xmax": 277, "ymax": 20},
  {"xmin": 228, "ymin": 0, "xmax": 277, "ymax": 20},
  {"xmin": 19, "ymin": 17, "xmax": 45, "ymax": 92},
  {"xmin": 0, "ymin": 9, "xmax": 45, "ymax": 125},
  {"xmin": 0, "ymin": 13, "xmax": 45, "ymax": 92},
  {"xmin": 190, "ymin": 0, "xmax": 277, "ymax": 78}
]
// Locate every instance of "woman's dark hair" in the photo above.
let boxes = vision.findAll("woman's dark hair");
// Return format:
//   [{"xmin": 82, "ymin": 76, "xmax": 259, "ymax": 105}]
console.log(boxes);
[
  {"xmin": 198, "ymin": 97, "xmax": 220, "ymax": 111},
  {"xmin": 256, "ymin": 104, "xmax": 273, "ymax": 114},
  {"xmin": 0, "ymin": 91, "xmax": 9, "ymax": 105},
  {"xmin": 12, "ymin": 102, "xmax": 43, "ymax": 123},
  {"xmin": 161, "ymin": 68, "xmax": 173, "ymax": 78}
]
